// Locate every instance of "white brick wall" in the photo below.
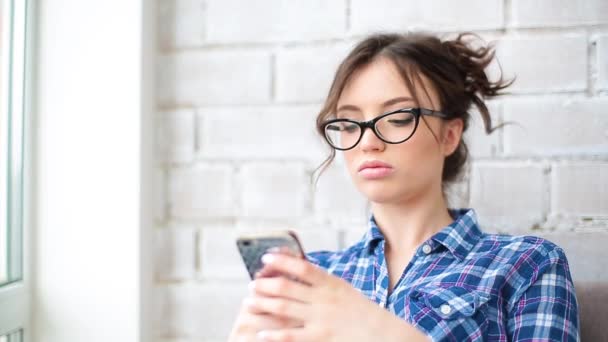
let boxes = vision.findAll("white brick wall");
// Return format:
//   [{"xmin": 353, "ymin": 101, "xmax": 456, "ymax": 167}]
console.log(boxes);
[
  {"xmin": 157, "ymin": 283, "xmax": 247, "ymax": 339},
  {"xmin": 239, "ymin": 162, "xmax": 310, "ymax": 219},
  {"xmin": 154, "ymin": 1, "xmax": 608, "ymax": 340},
  {"xmin": 350, "ymin": 0, "xmax": 504, "ymax": 33},
  {"xmin": 157, "ymin": 51, "xmax": 272, "ymax": 107},
  {"xmin": 312, "ymin": 163, "xmax": 368, "ymax": 219},
  {"xmin": 157, "ymin": 109, "xmax": 196, "ymax": 164},
  {"xmin": 598, "ymin": 35, "xmax": 608, "ymax": 91},
  {"xmin": 470, "ymin": 162, "xmax": 549, "ymax": 230},
  {"xmin": 275, "ymin": 44, "xmax": 352, "ymax": 103},
  {"xmin": 496, "ymin": 35, "xmax": 588, "ymax": 93},
  {"xmin": 205, "ymin": 0, "xmax": 347, "ymax": 43},
  {"xmin": 156, "ymin": 225, "xmax": 197, "ymax": 281},
  {"xmin": 465, "ymin": 101, "xmax": 502, "ymax": 159},
  {"xmin": 503, "ymin": 98, "xmax": 608, "ymax": 156},
  {"xmin": 157, "ymin": 0, "xmax": 205, "ymax": 49},
  {"xmin": 510, "ymin": 0, "xmax": 608, "ymax": 28},
  {"xmin": 168, "ymin": 165, "xmax": 237, "ymax": 219},
  {"xmin": 199, "ymin": 224, "xmax": 249, "ymax": 280},
  {"xmin": 552, "ymin": 163, "xmax": 608, "ymax": 217},
  {"xmin": 197, "ymin": 106, "xmax": 325, "ymax": 161}
]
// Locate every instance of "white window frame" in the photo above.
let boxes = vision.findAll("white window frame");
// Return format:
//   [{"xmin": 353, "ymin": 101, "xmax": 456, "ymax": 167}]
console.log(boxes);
[
  {"xmin": 0, "ymin": 0, "xmax": 31, "ymax": 339},
  {"xmin": 30, "ymin": 1, "xmax": 155, "ymax": 341}
]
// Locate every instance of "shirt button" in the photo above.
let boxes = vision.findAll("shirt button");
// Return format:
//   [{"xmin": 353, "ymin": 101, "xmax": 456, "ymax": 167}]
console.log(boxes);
[
  {"xmin": 422, "ymin": 244, "xmax": 432, "ymax": 254},
  {"xmin": 440, "ymin": 304, "xmax": 452, "ymax": 315}
]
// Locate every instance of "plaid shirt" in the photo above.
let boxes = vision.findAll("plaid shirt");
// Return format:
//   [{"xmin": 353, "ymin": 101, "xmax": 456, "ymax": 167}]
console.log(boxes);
[{"xmin": 307, "ymin": 209, "xmax": 579, "ymax": 341}]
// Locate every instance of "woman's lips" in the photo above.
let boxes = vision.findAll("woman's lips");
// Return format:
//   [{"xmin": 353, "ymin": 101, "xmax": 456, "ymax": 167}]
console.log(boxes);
[{"xmin": 358, "ymin": 160, "xmax": 394, "ymax": 180}]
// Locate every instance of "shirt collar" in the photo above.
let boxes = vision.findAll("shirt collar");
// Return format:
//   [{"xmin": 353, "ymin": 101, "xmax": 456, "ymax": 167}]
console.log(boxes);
[
  {"xmin": 361, "ymin": 208, "xmax": 484, "ymax": 260},
  {"xmin": 431, "ymin": 208, "xmax": 484, "ymax": 260}
]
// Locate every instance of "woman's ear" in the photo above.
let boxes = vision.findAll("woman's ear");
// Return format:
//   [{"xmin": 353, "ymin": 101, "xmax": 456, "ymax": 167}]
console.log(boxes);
[{"xmin": 441, "ymin": 118, "xmax": 464, "ymax": 156}]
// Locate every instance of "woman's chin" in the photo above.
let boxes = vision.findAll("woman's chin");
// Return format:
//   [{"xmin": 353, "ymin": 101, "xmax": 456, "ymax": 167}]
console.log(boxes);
[{"xmin": 358, "ymin": 185, "xmax": 402, "ymax": 204}]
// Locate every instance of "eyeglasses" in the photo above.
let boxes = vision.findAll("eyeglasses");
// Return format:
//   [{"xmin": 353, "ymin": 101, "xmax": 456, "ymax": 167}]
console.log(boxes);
[{"xmin": 322, "ymin": 107, "xmax": 449, "ymax": 151}]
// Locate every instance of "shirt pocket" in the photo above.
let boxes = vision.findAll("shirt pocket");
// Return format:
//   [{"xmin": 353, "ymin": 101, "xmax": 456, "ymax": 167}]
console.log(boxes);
[{"xmin": 408, "ymin": 285, "xmax": 490, "ymax": 342}]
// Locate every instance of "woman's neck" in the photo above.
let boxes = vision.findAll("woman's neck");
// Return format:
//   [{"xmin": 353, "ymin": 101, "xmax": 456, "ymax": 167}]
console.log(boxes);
[{"xmin": 370, "ymin": 189, "xmax": 454, "ymax": 253}]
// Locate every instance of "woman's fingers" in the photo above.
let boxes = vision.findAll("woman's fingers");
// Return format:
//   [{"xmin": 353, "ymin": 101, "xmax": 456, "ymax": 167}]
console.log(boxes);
[
  {"xmin": 247, "ymin": 312, "xmax": 302, "ymax": 330},
  {"xmin": 256, "ymin": 328, "xmax": 310, "ymax": 342},
  {"xmin": 250, "ymin": 276, "xmax": 313, "ymax": 303},
  {"xmin": 245, "ymin": 295, "xmax": 309, "ymax": 321},
  {"xmin": 229, "ymin": 299, "xmax": 303, "ymax": 342},
  {"xmin": 259, "ymin": 253, "xmax": 326, "ymax": 286}
]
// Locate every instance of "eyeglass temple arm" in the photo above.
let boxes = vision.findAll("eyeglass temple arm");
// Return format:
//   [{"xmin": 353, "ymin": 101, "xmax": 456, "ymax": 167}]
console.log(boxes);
[{"xmin": 419, "ymin": 108, "xmax": 449, "ymax": 119}]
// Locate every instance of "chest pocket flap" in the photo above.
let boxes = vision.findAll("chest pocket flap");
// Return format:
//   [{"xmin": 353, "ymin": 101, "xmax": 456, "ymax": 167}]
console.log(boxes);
[{"xmin": 418, "ymin": 285, "xmax": 490, "ymax": 320}]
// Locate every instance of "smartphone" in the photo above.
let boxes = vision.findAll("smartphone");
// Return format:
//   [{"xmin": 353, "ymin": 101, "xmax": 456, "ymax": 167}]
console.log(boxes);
[{"xmin": 236, "ymin": 230, "xmax": 305, "ymax": 280}]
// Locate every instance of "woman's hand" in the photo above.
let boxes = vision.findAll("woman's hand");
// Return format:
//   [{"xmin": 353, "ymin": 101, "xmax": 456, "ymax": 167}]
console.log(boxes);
[
  {"xmin": 246, "ymin": 253, "xmax": 428, "ymax": 342},
  {"xmin": 227, "ymin": 289, "xmax": 302, "ymax": 342}
]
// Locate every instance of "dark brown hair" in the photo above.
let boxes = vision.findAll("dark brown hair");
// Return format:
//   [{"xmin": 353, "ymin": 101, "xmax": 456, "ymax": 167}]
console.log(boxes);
[{"xmin": 314, "ymin": 32, "xmax": 513, "ymax": 187}]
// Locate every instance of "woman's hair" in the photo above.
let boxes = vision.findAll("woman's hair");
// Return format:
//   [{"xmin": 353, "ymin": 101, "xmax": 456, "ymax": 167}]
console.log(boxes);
[{"xmin": 314, "ymin": 32, "xmax": 513, "ymax": 187}]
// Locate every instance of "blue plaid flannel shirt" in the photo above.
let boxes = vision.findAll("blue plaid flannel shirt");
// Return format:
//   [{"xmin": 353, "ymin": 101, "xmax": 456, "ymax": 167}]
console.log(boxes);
[{"xmin": 307, "ymin": 208, "xmax": 579, "ymax": 341}]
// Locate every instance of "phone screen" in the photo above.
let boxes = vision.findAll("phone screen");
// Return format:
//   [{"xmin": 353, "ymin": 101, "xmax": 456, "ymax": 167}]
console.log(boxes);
[{"xmin": 236, "ymin": 231, "xmax": 305, "ymax": 280}]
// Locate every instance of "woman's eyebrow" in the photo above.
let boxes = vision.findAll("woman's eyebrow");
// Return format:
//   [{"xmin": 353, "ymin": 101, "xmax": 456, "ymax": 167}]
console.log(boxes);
[
  {"xmin": 336, "ymin": 96, "xmax": 414, "ymax": 112},
  {"xmin": 382, "ymin": 96, "xmax": 414, "ymax": 108}
]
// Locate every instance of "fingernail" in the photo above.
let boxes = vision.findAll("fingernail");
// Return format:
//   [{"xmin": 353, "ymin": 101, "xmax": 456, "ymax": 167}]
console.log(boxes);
[
  {"xmin": 261, "ymin": 253, "xmax": 275, "ymax": 264},
  {"xmin": 248, "ymin": 281, "xmax": 255, "ymax": 292},
  {"xmin": 257, "ymin": 330, "xmax": 268, "ymax": 340}
]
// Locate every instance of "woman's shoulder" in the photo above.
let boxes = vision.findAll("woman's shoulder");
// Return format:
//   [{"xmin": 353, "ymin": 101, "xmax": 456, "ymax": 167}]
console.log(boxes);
[
  {"xmin": 306, "ymin": 238, "xmax": 369, "ymax": 271},
  {"xmin": 475, "ymin": 231, "xmax": 569, "ymax": 265}
]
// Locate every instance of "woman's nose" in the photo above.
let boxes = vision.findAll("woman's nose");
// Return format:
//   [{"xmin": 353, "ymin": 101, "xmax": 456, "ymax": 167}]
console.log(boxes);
[{"xmin": 358, "ymin": 127, "xmax": 385, "ymax": 152}]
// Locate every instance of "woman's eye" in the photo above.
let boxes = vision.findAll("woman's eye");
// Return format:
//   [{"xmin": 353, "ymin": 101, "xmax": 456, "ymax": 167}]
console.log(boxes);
[
  {"xmin": 326, "ymin": 124, "xmax": 341, "ymax": 131},
  {"xmin": 326, "ymin": 123, "xmax": 359, "ymax": 133},
  {"xmin": 343, "ymin": 123, "xmax": 359, "ymax": 133},
  {"xmin": 388, "ymin": 117, "xmax": 415, "ymax": 126}
]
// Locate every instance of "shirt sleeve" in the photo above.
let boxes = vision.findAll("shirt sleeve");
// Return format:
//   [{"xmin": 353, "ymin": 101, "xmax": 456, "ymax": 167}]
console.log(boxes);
[{"xmin": 507, "ymin": 247, "xmax": 579, "ymax": 341}]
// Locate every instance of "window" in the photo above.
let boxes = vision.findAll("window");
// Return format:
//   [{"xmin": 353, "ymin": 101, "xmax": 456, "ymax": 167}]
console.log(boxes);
[
  {"xmin": 0, "ymin": 0, "xmax": 29, "ymax": 339},
  {"xmin": 0, "ymin": 329, "xmax": 23, "ymax": 342}
]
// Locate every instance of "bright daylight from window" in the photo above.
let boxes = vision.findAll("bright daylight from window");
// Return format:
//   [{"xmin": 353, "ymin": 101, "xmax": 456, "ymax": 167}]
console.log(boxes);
[{"xmin": 0, "ymin": 0, "xmax": 8, "ymax": 286}]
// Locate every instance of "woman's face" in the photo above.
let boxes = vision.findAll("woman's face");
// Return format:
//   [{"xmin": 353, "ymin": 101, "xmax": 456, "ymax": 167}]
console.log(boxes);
[{"xmin": 335, "ymin": 57, "xmax": 462, "ymax": 205}]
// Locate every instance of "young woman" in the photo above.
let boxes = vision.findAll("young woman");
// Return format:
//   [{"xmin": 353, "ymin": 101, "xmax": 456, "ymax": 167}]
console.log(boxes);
[{"xmin": 228, "ymin": 32, "xmax": 579, "ymax": 341}]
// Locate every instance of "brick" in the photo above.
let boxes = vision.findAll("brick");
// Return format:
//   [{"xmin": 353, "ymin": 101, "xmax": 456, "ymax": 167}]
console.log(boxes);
[
  {"xmin": 157, "ymin": 51, "xmax": 271, "ymax": 107},
  {"xmin": 240, "ymin": 162, "xmax": 310, "ymax": 219},
  {"xmin": 198, "ymin": 105, "xmax": 326, "ymax": 161},
  {"xmin": 200, "ymin": 222, "xmax": 340, "ymax": 280},
  {"xmin": 313, "ymin": 163, "xmax": 368, "ymax": 219},
  {"xmin": 157, "ymin": 283, "xmax": 247, "ymax": 339},
  {"xmin": 464, "ymin": 101, "xmax": 501, "ymax": 159},
  {"xmin": 157, "ymin": 0, "xmax": 205, "ymax": 49},
  {"xmin": 351, "ymin": 0, "xmax": 503, "ymax": 33},
  {"xmin": 275, "ymin": 44, "xmax": 351, "ymax": 103},
  {"xmin": 504, "ymin": 98, "xmax": 608, "ymax": 156},
  {"xmin": 511, "ymin": 0, "xmax": 608, "ymax": 28},
  {"xmin": 598, "ymin": 35, "xmax": 608, "ymax": 91},
  {"xmin": 470, "ymin": 163, "xmax": 548, "ymax": 229},
  {"xmin": 168, "ymin": 165, "xmax": 236, "ymax": 219},
  {"xmin": 290, "ymin": 227, "xmax": 341, "ymax": 253},
  {"xmin": 155, "ymin": 226, "xmax": 197, "ymax": 281},
  {"xmin": 343, "ymin": 227, "xmax": 369, "ymax": 248},
  {"xmin": 495, "ymin": 36, "xmax": 587, "ymax": 93},
  {"xmin": 446, "ymin": 177, "xmax": 470, "ymax": 209},
  {"xmin": 552, "ymin": 163, "xmax": 608, "ymax": 217},
  {"xmin": 200, "ymin": 224, "xmax": 249, "ymax": 280},
  {"xmin": 235, "ymin": 220, "xmax": 342, "ymax": 252},
  {"xmin": 157, "ymin": 109, "xmax": 196, "ymax": 164},
  {"xmin": 537, "ymin": 232, "xmax": 608, "ymax": 283},
  {"xmin": 153, "ymin": 167, "xmax": 167, "ymax": 222},
  {"xmin": 205, "ymin": 0, "xmax": 346, "ymax": 43}
]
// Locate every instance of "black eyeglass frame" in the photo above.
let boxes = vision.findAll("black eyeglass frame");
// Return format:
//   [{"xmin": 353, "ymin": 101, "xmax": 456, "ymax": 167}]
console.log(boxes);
[{"xmin": 322, "ymin": 107, "xmax": 450, "ymax": 151}]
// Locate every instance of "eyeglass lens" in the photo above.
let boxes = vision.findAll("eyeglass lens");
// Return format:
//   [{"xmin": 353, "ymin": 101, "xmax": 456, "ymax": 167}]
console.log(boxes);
[{"xmin": 324, "ymin": 111, "xmax": 416, "ymax": 150}]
